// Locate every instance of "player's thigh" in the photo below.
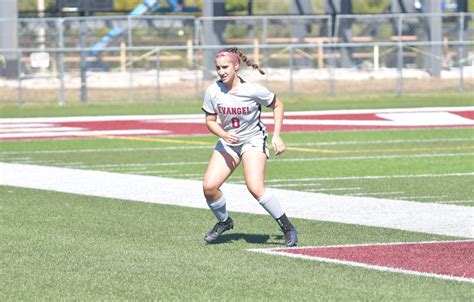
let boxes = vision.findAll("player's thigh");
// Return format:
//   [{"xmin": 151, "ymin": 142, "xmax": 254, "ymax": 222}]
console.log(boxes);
[
  {"xmin": 203, "ymin": 150, "xmax": 240, "ymax": 192},
  {"xmin": 241, "ymin": 151, "xmax": 267, "ymax": 198}
]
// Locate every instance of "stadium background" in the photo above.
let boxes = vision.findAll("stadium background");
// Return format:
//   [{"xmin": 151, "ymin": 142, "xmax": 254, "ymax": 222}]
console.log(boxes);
[{"xmin": 0, "ymin": 0, "xmax": 473, "ymax": 105}]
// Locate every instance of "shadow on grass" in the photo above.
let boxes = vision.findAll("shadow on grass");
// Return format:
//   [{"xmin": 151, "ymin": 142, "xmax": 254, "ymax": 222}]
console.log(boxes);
[{"xmin": 210, "ymin": 232, "xmax": 282, "ymax": 245}]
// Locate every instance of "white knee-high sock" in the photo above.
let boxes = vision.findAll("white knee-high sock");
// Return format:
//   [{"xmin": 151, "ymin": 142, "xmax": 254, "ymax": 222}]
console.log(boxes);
[
  {"xmin": 207, "ymin": 194, "xmax": 229, "ymax": 222},
  {"xmin": 258, "ymin": 190, "xmax": 284, "ymax": 219}
]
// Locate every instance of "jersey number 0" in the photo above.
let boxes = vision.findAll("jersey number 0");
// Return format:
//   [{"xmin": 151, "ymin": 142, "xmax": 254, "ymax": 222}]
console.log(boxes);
[{"xmin": 231, "ymin": 117, "xmax": 240, "ymax": 128}]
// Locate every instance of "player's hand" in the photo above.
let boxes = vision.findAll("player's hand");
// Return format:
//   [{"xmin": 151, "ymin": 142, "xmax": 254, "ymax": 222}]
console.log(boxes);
[
  {"xmin": 222, "ymin": 131, "xmax": 240, "ymax": 144},
  {"xmin": 272, "ymin": 136, "xmax": 286, "ymax": 156}
]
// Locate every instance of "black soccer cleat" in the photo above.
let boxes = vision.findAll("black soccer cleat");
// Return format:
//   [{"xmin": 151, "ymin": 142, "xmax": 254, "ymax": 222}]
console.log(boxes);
[
  {"xmin": 281, "ymin": 226, "xmax": 298, "ymax": 247},
  {"xmin": 204, "ymin": 216, "xmax": 234, "ymax": 244},
  {"xmin": 276, "ymin": 214, "xmax": 298, "ymax": 247}
]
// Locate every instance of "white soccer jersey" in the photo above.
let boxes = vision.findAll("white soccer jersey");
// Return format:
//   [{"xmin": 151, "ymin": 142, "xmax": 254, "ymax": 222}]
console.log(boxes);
[{"xmin": 202, "ymin": 78, "xmax": 276, "ymax": 144}]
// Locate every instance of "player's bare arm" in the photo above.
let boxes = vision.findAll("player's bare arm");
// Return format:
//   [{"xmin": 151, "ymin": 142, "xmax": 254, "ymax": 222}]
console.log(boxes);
[
  {"xmin": 205, "ymin": 113, "xmax": 239, "ymax": 144},
  {"xmin": 270, "ymin": 97, "xmax": 286, "ymax": 155}
]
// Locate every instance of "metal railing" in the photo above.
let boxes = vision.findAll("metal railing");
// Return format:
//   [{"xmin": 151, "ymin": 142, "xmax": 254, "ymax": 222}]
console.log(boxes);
[{"xmin": 0, "ymin": 13, "xmax": 473, "ymax": 104}]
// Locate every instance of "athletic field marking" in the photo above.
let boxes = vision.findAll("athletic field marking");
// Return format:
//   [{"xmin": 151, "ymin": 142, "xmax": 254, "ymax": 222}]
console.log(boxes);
[
  {"xmin": 2, "ymin": 162, "xmax": 472, "ymax": 238},
  {"xmin": 265, "ymin": 172, "xmax": 474, "ymax": 182},
  {"xmin": 305, "ymin": 187, "xmax": 362, "ymax": 192},
  {"xmin": 36, "ymin": 152, "xmax": 471, "ymax": 170},
  {"xmin": 1, "ymin": 106, "xmax": 472, "ymax": 124},
  {"xmin": 287, "ymin": 145, "xmax": 474, "ymax": 154},
  {"xmin": 106, "ymin": 136, "xmax": 474, "ymax": 155},
  {"xmin": 435, "ymin": 200, "xmax": 474, "ymax": 204},
  {"xmin": 277, "ymin": 152, "xmax": 474, "ymax": 162},
  {"xmin": 127, "ymin": 170, "xmax": 180, "ymax": 175},
  {"xmin": 3, "ymin": 154, "xmax": 473, "ymax": 174},
  {"xmin": 2, "ymin": 137, "xmax": 471, "ymax": 156},
  {"xmin": 248, "ymin": 240, "xmax": 474, "ymax": 283},
  {"xmin": 0, "ymin": 146, "xmax": 211, "ymax": 155},
  {"xmin": 1, "ymin": 107, "xmax": 473, "ymax": 141},
  {"xmin": 349, "ymin": 192, "xmax": 405, "ymax": 196},
  {"xmin": 98, "ymin": 135, "xmax": 213, "ymax": 146},
  {"xmin": 0, "ymin": 129, "xmax": 170, "ymax": 139},
  {"xmin": 291, "ymin": 137, "xmax": 474, "ymax": 146},
  {"xmin": 270, "ymin": 183, "xmax": 321, "ymax": 187},
  {"xmin": 399, "ymin": 195, "xmax": 449, "ymax": 200}
]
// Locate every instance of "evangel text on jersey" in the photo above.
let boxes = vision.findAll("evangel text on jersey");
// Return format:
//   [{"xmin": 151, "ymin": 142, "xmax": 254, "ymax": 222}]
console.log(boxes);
[{"xmin": 217, "ymin": 106, "xmax": 252, "ymax": 115}]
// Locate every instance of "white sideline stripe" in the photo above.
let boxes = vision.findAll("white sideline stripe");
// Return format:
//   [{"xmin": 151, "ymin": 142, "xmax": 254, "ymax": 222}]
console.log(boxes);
[
  {"xmin": 349, "ymin": 192, "xmax": 404, "ymax": 196},
  {"xmin": 437, "ymin": 200, "xmax": 474, "ymax": 204},
  {"xmin": 306, "ymin": 187, "xmax": 362, "ymax": 192},
  {"xmin": 270, "ymin": 183, "xmax": 321, "ymax": 187},
  {"xmin": 0, "ymin": 106, "xmax": 472, "ymax": 123},
  {"xmin": 248, "ymin": 240, "xmax": 474, "ymax": 283},
  {"xmin": 0, "ymin": 146, "xmax": 210, "ymax": 155},
  {"xmin": 0, "ymin": 138, "xmax": 471, "ymax": 155},
  {"xmin": 291, "ymin": 137, "xmax": 474, "ymax": 146},
  {"xmin": 0, "ymin": 129, "xmax": 169, "ymax": 138},
  {"xmin": 262, "ymin": 113, "xmax": 474, "ymax": 126},
  {"xmin": 278, "ymin": 152, "xmax": 474, "ymax": 162},
  {"xmin": 0, "ymin": 127, "xmax": 84, "ymax": 133},
  {"xmin": 0, "ymin": 123, "xmax": 54, "ymax": 129},
  {"xmin": 157, "ymin": 115, "xmax": 472, "ymax": 127},
  {"xmin": 8, "ymin": 152, "xmax": 467, "ymax": 170},
  {"xmin": 265, "ymin": 172, "xmax": 474, "ymax": 182},
  {"xmin": 1, "ymin": 162, "xmax": 472, "ymax": 239}
]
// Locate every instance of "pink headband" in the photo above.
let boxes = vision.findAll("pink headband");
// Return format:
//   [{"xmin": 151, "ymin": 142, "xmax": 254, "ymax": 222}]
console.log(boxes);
[{"xmin": 216, "ymin": 51, "xmax": 240, "ymax": 64}]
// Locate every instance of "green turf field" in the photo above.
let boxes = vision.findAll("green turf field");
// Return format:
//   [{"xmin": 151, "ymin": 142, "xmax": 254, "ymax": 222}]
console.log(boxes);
[
  {"xmin": 1, "ymin": 98, "xmax": 473, "ymax": 300},
  {"xmin": 1, "ymin": 185, "xmax": 471, "ymax": 301}
]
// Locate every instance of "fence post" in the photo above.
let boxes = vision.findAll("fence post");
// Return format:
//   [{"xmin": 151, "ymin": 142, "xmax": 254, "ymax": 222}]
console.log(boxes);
[
  {"xmin": 458, "ymin": 13, "xmax": 465, "ymax": 93},
  {"xmin": 187, "ymin": 39, "xmax": 193, "ymax": 66},
  {"xmin": 58, "ymin": 18, "xmax": 65, "ymax": 105},
  {"xmin": 373, "ymin": 44, "xmax": 379, "ymax": 71},
  {"xmin": 156, "ymin": 49, "xmax": 161, "ymax": 102},
  {"xmin": 79, "ymin": 18, "xmax": 88, "ymax": 103},
  {"xmin": 253, "ymin": 38, "xmax": 259, "ymax": 65},
  {"xmin": 128, "ymin": 15, "xmax": 134, "ymax": 102},
  {"xmin": 289, "ymin": 46, "xmax": 294, "ymax": 97},
  {"xmin": 317, "ymin": 39, "xmax": 324, "ymax": 68},
  {"xmin": 396, "ymin": 15, "xmax": 403, "ymax": 96},
  {"xmin": 193, "ymin": 18, "xmax": 201, "ymax": 100},
  {"xmin": 120, "ymin": 41, "xmax": 126, "ymax": 72},
  {"xmin": 17, "ymin": 49, "xmax": 23, "ymax": 105}
]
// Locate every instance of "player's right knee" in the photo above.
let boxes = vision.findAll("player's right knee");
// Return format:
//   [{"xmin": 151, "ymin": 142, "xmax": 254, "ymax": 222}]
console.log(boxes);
[{"xmin": 203, "ymin": 182, "xmax": 219, "ymax": 200}]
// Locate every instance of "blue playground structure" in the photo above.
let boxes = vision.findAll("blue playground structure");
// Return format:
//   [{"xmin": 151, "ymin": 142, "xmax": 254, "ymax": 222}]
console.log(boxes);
[{"xmin": 88, "ymin": 0, "xmax": 198, "ymax": 59}]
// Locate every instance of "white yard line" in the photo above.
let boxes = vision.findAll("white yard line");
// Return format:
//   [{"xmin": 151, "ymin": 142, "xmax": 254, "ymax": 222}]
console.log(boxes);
[
  {"xmin": 290, "ymin": 137, "xmax": 474, "ymax": 146},
  {"xmin": 306, "ymin": 187, "xmax": 362, "ymax": 192},
  {"xmin": 0, "ymin": 146, "xmax": 210, "ymax": 155},
  {"xmin": 349, "ymin": 192, "xmax": 405, "ymax": 196},
  {"xmin": 1, "ymin": 162, "xmax": 472, "ymax": 239},
  {"xmin": 270, "ymin": 183, "xmax": 321, "ymax": 187},
  {"xmin": 1, "ymin": 138, "xmax": 471, "ymax": 156},
  {"xmin": 267, "ymin": 173, "xmax": 474, "ymax": 182}
]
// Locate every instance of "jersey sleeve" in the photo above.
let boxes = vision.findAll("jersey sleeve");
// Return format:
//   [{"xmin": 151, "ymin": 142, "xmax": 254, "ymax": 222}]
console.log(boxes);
[
  {"xmin": 254, "ymin": 84, "xmax": 276, "ymax": 107},
  {"xmin": 201, "ymin": 86, "xmax": 217, "ymax": 115}
]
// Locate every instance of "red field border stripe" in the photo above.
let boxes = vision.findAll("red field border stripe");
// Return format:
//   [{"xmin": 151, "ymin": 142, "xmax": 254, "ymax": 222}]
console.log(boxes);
[
  {"xmin": 248, "ymin": 240, "xmax": 474, "ymax": 283},
  {"xmin": 1, "ymin": 107, "xmax": 473, "ymax": 141}
]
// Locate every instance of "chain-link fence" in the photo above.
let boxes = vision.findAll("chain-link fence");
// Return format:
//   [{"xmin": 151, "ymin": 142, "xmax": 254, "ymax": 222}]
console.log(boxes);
[{"xmin": 0, "ymin": 13, "xmax": 472, "ymax": 104}]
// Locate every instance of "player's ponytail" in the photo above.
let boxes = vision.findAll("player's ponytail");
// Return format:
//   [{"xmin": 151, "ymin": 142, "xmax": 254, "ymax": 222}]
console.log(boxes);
[{"xmin": 226, "ymin": 47, "xmax": 266, "ymax": 75}]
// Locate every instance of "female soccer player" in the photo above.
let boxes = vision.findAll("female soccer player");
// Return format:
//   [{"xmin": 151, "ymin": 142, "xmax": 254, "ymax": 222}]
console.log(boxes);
[{"xmin": 201, "ymin": 47, "xmax": 298, "ymax": 247}]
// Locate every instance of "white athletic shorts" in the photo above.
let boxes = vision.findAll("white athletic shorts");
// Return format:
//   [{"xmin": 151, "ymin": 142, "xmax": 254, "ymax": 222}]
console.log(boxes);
[{"xmin": 215, "ymin": 134, "xmax": 269, "ymax": 160}]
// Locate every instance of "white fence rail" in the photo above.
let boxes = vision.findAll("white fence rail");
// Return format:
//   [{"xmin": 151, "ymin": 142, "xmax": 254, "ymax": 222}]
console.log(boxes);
[{"xmin": 0, "ymin": 13, "xmax": 473, "ymax": 104}]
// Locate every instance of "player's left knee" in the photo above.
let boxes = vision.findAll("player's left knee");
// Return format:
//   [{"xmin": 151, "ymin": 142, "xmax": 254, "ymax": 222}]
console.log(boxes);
[{"xmin": 247, "ymin": 186, "xmax": 265, "ymax": 200}]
